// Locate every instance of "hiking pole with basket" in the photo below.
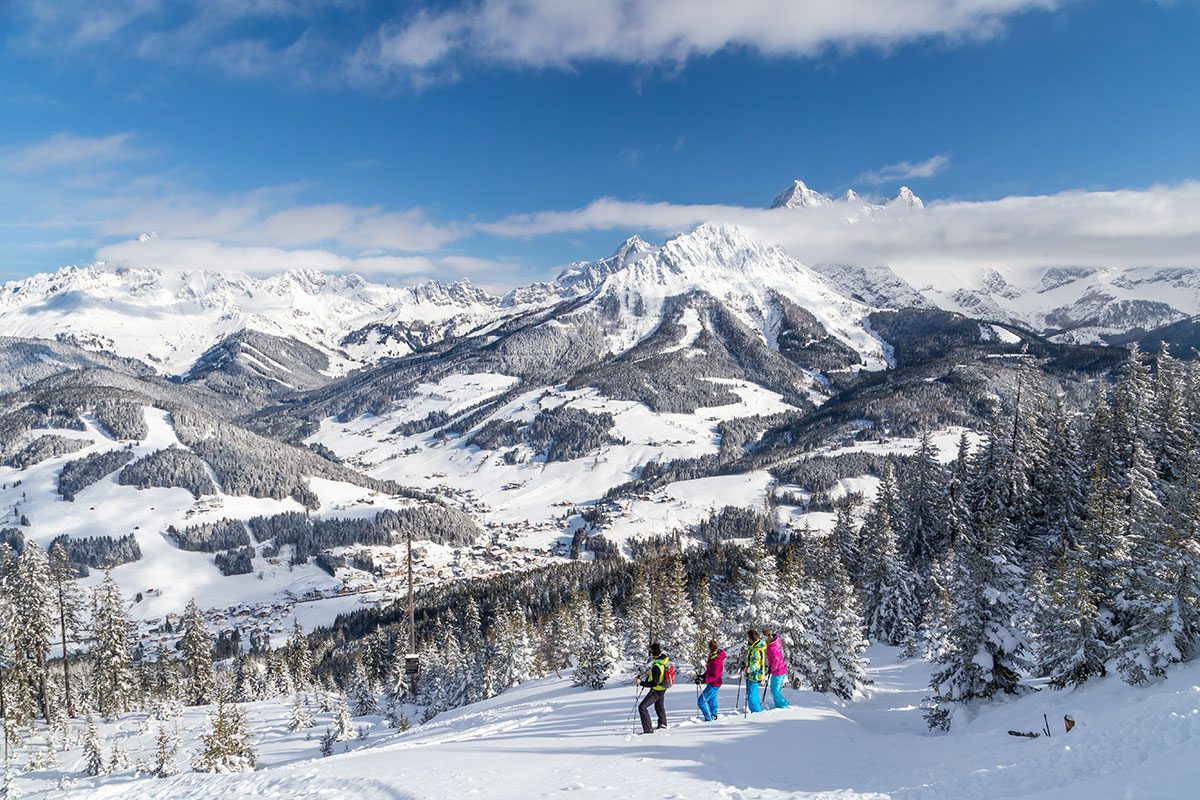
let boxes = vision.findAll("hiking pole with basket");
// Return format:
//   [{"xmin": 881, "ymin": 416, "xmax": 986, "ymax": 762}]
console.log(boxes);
[{"xmin": 624, "ymin": 684, "xmax": 646, "ymax": 731}]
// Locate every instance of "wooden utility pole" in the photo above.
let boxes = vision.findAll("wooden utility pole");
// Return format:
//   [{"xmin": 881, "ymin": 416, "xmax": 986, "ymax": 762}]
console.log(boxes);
[{"xmin": 405, "ymin": 526, "xmax": 419, "ymax": 695}]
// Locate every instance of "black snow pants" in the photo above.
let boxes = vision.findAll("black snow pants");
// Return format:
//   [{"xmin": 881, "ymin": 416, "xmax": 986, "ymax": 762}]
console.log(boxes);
[{"xmin": 638, "ymin": 688, "xmax": 667, "ymax": 733}]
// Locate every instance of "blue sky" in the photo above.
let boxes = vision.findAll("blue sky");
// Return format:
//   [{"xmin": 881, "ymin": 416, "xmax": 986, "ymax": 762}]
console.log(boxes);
[{"xmin": 2, "ymin": 0, "xmax": 1199, "ymax": 289}]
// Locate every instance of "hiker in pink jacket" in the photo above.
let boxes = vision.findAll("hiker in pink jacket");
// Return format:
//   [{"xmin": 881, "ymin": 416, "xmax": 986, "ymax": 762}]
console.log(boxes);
[
  {"xmin": 764, "ymin": 631, "xmax": 790, "ymax": 709},
  {"xmin": 696, "ymin": 640, "xmax": 725, "ymax": 721}
]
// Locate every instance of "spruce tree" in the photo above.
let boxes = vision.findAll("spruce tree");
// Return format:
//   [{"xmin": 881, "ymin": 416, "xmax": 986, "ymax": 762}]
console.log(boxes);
[
  {"xmin": 830, "ymin": 499, "xmax": 862, "ymax": 583},
  {"xmin": 287, "ymin": 691, "xmax": 314, "ymax": 732},
  {"xmin": 151, "ymin": 724, "xmax": 178, "ymax": 778},
  {"xmin": 659, "ymin": 558, "xmax": 697, "ymax": 665},
  {"xmin": 925, "ymin": 430, "xmax": 1031, "ymax": 730},
  {"xmin": 13, "ymin": 542, "xmax": 54, "ymax": 724},
  {"xmin": 48, "ymin": 543, "xmax": 84, "ymax": 718},
  {"xmin": 1039, "ymin": 548, "xmax": 1108, "ymax": 688},
  {"xmin": 801, "ymin": 537, "xmax": 871, "ymax": 700},
  {"xmin": 285, "ymin": 621, "xmax": 313, "ymax": 691},
  {"xmin": 574, "ymin": 595, "xmax": 619, "ymax": 689},
  {"xmin": 193, "ymin": 699, "xmax": 256, "ymax": 773},
  {"xmin": 859, "ymin": 465, "xmax": 920, "ymax": 647},
  {"xmin": 90, "ymin": 573, "xmax": 135, "ymax": 718},
  {"xmin": 730, "ymin": 536, "xmax": 785, "ymax": 641},
  {"xmin": 333, "ymin": 694, "xmax": 355, "ymax": 741},
  {"xmin": 460, "ymin": 598, "xmax": 486, "ymax": 702},
  {"xmin": 689, "ymin": 576, "xmax": 721, "ymax": 671},
  {"xmin": 900, "ymin": 428, "xmax": 949, "ymax": 580},
  {"xmin": 179, "ymin": 599, "xmax": 214, "ymax": 706},
  {"xmin": 349, "ymin": 660, "xmax": 377, "ymax": 717},
  {"xmin": 82, "ymin": 716, "xmax": 105, "ymax": 777},
  {"xmin": 621, "ymin": 572, "xmax": 656, "ymax": 663}
]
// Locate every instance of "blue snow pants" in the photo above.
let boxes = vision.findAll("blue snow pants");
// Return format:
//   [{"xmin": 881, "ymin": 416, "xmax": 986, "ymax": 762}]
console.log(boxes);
[
  {"xmin": 698, "ymin": 685, "xmax": 719, "ymax": 720},
  {"xmin": 746, "ymin": 680, "xmax": 762, "ymax": 713},
  {"xmin": 769, "ymin": 674, "xmax": 790, "ymax": 709}
]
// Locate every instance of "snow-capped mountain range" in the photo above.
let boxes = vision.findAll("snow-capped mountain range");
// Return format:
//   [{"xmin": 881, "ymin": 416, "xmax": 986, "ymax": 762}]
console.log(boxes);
[{"xmin": 2, "ymin": 179, "xmax": 1192, "ymax": 387}]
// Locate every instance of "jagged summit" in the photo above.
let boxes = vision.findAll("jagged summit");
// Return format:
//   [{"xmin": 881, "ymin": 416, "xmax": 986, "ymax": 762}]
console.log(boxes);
[
  {"xmin": 770, "ymin": 179, "xmax": 833, "ymax": 209},
  {"xmin": 889, "ymin": 186, "xmax": 924, "ymax": 209},
  {"xmin": 771, "ymin": 180, "xmax": 924, "ymax": 212}
]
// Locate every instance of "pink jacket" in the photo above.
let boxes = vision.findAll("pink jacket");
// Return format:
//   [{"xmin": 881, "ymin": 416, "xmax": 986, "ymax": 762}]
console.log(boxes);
[
  {"xmin": 766, "ymin": 635, "xmax": 787, "ymax": 676},
  {"xmin": 704, "ymin": 649, "xmax": 726, "ymax": 687}
]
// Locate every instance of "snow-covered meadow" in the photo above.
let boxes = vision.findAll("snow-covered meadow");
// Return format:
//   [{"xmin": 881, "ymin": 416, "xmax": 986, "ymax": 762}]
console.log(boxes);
[{"xmin": 17, "ymin": 646, "xmax": 1199, "ymax": 800}]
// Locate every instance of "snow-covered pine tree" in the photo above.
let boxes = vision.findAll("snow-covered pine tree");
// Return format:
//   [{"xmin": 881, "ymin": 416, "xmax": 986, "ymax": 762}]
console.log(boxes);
[
  {"xmin": 151, "ymin": 724, "xmax": 178, "ymax": 778},
  {"xmin": 179, "ymin": 599, "xmax": 214, "ymax": 706},
  {"xmin": 48, "ymin": 542, "xmax": 84, "ymax": 718},
  {"xmin": 1116, "ymin": 436, "xmax": 1187, "ymax": 684},
  {"xmin": 574, "ymin": 594, "xmax": 619, "ymax": 689},
  {"xmin": 333, "ymin": 694, "xmax": 355, "ymax": 741},
  {"xmin": 775, "ymin": 543, "xmax": 822, "ymax": 690},
  {"xmin": 1038, "ymin": 548, "xmax": 1108, "ymax": 688},
  {"xmin": 925, "ymin": 429, "xmax": 1032, "ymax": 730},
  {"xmin": 660, "ymin": 557, "xmax": 697, "ymax": 667},
  {"xmin": 90, "ymin": 573, "xmax": 136, "ymax": 718},
  {"xmin": 621, "ymin": 572, "xmax": 656, "ymax": 663},
  {"xmin": 488, "ymin": 605, "xmax": 537, "ymax": 693},
  {"xmin": 13, "ymin": 542, "xmax": 54, "ymax": 724},
  {"xmin": 900, "ymin": 428, "xmax": 949, "ymax": 583},
  {"xmin": 797, "ymin": 535, "xmax": 871, "ymax": 700},
  {"xmin": 318, "ymin": 728, "xmax": 335, "ymax": 757},
  {"xmin": 285, "ymin": 621, "xmax": 313, "ymax": 691},
  {"xmin": 730, "ymin": 536, "xmax": 786, "ymax": 642},
  {"xmin": 348, "ymin": 660, "xmax": 377, "ymax": 717},
  {"xmin": 1024, "ymin": 398, "xmax": 1085, "ymax": 562},
  {"xmin": 287, "ymin": 691, "xmax": 314, "ymax": 732},
  {"xmin": 460, "ymin": 597, "xmax": 486, "ymax": 702},
  {"xmin": 193, "ymin": 699, "xmax": 256, "ymax": 773},
  {"xmin": 689, "ymin": 576, "xmax": 721, "ymax": 672},
  {"xmin": 829, "ymin": 499, "xmax": 862, "ymax": 583},
  {"xmin": 82, "ymin": 716, "xmax": 105, "ymax": 777},
  {"xmin": 946, "ymin": 433, "xmax": 973, "ymax": 548},
  {"xmin": 859, "ymin": 465, "xmax": 920, "ymax": 648}
]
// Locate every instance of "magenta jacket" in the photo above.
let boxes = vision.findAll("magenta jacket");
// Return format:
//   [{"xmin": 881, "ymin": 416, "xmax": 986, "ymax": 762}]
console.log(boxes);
[
  {"xmin": 766, "ymin": 635, "xmax": 787, "ymax": 677},
  {"xmin": 704, "ymin": 649, "xmax": 727, "ymax": 687}
]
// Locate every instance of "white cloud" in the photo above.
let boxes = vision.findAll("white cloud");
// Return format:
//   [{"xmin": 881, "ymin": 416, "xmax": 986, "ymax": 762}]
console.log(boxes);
[
  {"xmin": 2, "ymin": 132, "xmax": 141, "ymax": 172},
  {"xmin": 353, "ymin": 0, "xmax": 1061, "ymax": 82},
  {"xmin": 480, "ymin": 182, "xmax": 1200, "ymax": 276},
  {"xmin": 93, "ymin": 237, "xmax": 440, "ymax": 276},
  {"xmin": 12, "ymin": 0, "xmax": 1063, "ymax": 88},
  {"xmin": 858, "ymin": 153, "xmax": 951, "ymax": 186}
]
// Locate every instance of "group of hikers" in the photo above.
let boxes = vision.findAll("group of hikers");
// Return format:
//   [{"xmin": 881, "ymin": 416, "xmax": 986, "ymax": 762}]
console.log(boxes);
[{"xmin": 633, "ymin": 629, "xmax": 790, "ymax": 735}]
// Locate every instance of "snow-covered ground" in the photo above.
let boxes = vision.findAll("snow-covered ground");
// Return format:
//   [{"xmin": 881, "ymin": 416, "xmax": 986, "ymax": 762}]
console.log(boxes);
[{"xmin": 27, "ymin": 647, "xmax": 1200, "ymax": 799}]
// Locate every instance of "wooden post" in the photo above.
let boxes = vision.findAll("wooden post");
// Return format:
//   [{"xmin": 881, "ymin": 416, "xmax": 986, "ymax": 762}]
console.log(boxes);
[{"xmin": 406, "ymin": 526, "xmax": 418, "ymax": 695}]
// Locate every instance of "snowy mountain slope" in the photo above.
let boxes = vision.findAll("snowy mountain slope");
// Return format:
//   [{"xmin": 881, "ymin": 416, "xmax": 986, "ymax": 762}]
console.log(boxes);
[
  {"xmin": 0, "ymin": 336, "xmax": 155, "ymax": 393},
  {"xmin": 767, "ymin": 180, "xmax": 1200, "ymax": 341},
  {"xmin": 0, "ymin": 265, "xmax": 500, "ymax": 376},
  {"xmin": 41, "ymin": 647, "xmax": 1200, "ymax": 800},
  {"xmin": 183, "ymin": 328, "xmax": 336, "ymax": 404}
]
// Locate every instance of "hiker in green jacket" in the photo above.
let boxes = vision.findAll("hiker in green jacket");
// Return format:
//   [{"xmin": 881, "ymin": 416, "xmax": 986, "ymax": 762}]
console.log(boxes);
[
  {"xmin": 635, "ymin": 642, "xmax": 672, "ymax": 734},
  {"xmin": 744, "ymin": 630, "xmax": 767, "ymax": 713}
]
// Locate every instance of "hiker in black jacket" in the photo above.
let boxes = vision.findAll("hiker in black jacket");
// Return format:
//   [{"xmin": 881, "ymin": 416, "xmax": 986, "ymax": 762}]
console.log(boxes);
[{"xmin": 634, "ymin": 642, "xmax": 672, "ymax": 734}]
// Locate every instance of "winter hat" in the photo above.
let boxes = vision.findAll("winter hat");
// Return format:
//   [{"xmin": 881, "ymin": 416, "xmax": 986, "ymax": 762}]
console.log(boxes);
[{"xmin": 650, "ymin": 642, "xmax": 663, "ymax": 657}]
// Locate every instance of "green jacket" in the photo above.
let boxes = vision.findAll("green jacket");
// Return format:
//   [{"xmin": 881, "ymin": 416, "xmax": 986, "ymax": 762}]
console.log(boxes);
[
  {"xmin": 644, "ymin": 655, "xmax": 671, "ymax": 691},
  {"xmin": 745, "ymin": 639, "xmax": 767, "ymax": 682}
]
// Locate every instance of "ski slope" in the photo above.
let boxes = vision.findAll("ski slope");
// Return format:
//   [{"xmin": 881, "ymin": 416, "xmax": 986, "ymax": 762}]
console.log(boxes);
[{"xmin": 40, "ymin": 647, "xmax": 1200, "ymax": 800}]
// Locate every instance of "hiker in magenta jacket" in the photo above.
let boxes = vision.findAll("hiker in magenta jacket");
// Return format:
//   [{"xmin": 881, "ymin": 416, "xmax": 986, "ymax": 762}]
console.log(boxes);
[
  {"xmin": 764, "ymin": 631, "xmax": 791, "ymax": 709},
  {"xmin": 696, "ymin": 640, "xmax": 725, "ymax": 721}
]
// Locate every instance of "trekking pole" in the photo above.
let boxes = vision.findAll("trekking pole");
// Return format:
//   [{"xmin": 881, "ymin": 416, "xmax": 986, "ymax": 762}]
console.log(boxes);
[{"xmin": 624, "ymin": 685, "xmax": 645, "ymax": 730}]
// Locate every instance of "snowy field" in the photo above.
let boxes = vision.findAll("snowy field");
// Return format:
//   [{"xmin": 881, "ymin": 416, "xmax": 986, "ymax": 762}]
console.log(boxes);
[{"xmin": 26, "ymin": 647, "xmax": 1200, "ymax": 800}]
